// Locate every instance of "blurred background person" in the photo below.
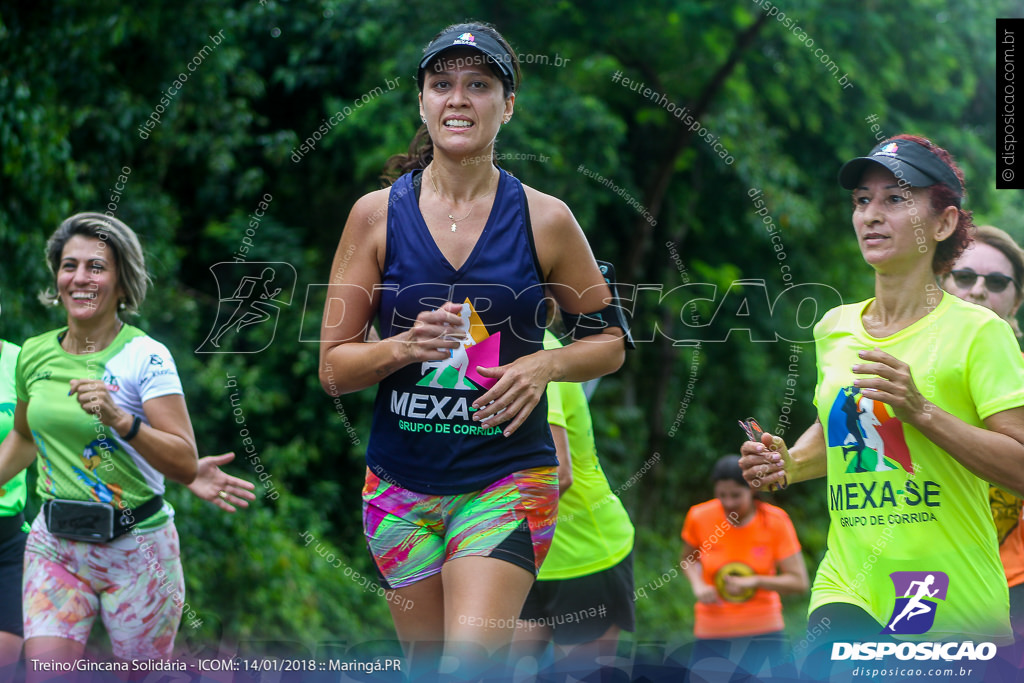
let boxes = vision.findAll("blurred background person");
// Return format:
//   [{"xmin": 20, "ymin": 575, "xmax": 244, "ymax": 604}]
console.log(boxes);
[
  {"xmin": 681, "ymin": 455, "xmax": 808, "ymax": 682},
  {"xmin": 513, "ymin": 329, "xmax": 635, "ymax": 682},
  {"xmin": 0, "ymin": 275, "xmax": 253, "ymax": 680},
  {"xmin": 941, "ymin": 224, "xmax": 1024, "ymax": 642},
  {"xmin": 0, "ymin": 306, "xmax": 27, "ymax": 683}
]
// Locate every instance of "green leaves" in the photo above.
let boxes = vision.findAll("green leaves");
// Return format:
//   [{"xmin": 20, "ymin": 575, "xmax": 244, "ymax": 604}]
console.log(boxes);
[{"xmin": 3, "ymin": 0, "xmax": 1020, "ymax": 651}]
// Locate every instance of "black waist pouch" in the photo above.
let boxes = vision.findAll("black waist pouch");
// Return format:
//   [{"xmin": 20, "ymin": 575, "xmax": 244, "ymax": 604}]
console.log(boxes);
[{"xmin": 44, "ymin": 496, "xmax": 162, "ymax": 543}]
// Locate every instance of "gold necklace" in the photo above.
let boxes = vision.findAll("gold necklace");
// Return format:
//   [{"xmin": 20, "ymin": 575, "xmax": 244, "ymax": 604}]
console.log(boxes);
[{"xmin": 427, "ymin": 168, "xmax": 490, "ymax": 232}]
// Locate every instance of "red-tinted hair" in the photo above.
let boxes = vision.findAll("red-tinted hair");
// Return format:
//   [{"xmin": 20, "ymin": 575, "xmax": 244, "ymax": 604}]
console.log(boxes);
[{"xmin": 888, "ymin": 134, "xmax": 974, "ymax": 274}]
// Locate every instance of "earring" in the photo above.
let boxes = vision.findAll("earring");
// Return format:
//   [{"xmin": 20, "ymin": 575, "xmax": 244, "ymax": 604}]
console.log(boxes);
[
  {"xmin": 51, "ymin": 296, "xmax": 61, "ymax": 307},
  {"xmin": 118, "ymin": 300, "xmax": 127, "ymax": 311},
  {"xmin": 421, "ymin": 116, "xmax": 426, "ymax": 123},
  {"xmin": 503, "ymin": 117, "xmax": 511, "ymax": 125}
]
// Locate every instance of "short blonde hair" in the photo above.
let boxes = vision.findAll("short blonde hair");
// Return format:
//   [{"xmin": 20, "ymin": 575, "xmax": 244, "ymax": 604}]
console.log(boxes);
[{"xmin": 43, "ymin": 213, "xmax": 150, "ymax": 314}]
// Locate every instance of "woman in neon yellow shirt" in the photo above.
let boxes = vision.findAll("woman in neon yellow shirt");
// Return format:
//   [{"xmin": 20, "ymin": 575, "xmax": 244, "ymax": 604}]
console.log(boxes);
[
  {"xmin": 740, "ymin": 136, "xmax": 1024, "ymax": 667},
  {"xmin": 513, "ymin": 330, "xmax": 635, "ymax": 679},
  {"xmin": 0, "ymin": 330, "xmax": 27, "ymax": 682}
]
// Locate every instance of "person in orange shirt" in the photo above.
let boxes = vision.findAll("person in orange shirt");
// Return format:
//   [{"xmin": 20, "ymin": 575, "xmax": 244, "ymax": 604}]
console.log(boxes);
[{"xmin": 680, "ymin": 454, "xmax": 808, "ymax": 680}]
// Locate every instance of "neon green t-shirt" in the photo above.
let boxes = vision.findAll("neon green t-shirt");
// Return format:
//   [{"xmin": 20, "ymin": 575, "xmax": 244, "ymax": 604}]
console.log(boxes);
[
  {"xmin": 537, "ymin": 331, "xmax": 634, "ymax": 580},
  {"xmin": 16, "ymin": 324, "xmax": 184, "ymax": 531},
  {"xmin": 0, "ymin": 340, "xmax": 28, "ymax": 526},
  {"xmin": 810, "ymin": 293, "xmax": 1024, "ymax": 642}
]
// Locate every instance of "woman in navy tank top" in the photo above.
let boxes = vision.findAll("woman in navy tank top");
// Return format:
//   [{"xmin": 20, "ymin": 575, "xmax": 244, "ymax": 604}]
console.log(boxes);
[{"xmin": 318, "ymin": 21, "xmax": 626, "ymax": 679}]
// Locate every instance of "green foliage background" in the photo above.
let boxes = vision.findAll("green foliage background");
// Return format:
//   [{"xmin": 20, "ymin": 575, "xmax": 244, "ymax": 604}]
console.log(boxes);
[{"xmin": 2, "ymin": 0, "xmax": 1021, "ymax": 657}]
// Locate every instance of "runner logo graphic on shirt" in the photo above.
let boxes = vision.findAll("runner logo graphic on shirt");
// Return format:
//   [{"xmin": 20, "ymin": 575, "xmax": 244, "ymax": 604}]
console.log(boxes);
[
  {"xmin": 827, "ymin": 386, "xmax": 912, "ymax": 474},
  {"xmin": 418, "ymin": 299, "xmax": 501, "ymax": 391},
  {"xmin": 884, "ymin": 571, "xmax": 949, "ymax": 635},
  {"xmin": 103, "ymin": 371, "xmax": 121, "ymax": 393},
  {"xmin": 82, "ymin": 436, "xmax": 121, "ymax": 471},
  {"xmin": 72, "ymin": 465, "xmax": 124, "ymax": 507}
]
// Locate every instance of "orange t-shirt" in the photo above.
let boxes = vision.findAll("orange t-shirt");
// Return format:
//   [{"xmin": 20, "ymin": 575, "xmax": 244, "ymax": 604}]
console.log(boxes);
[
  {"xmin": 681, "ymin": 499, "xmax": 801, "ymax": 639},
  {"xmin": 993, "ymin": 354, "xmax": 1024, "ymax": 587}
]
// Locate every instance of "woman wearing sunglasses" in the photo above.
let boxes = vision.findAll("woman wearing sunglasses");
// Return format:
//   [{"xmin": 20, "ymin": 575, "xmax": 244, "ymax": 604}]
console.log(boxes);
[
  {"xmin": 943, "ymin": 226, "xmax": 1024, "ymax": 336},
  {"xmin": 942, "ymin": 225, "xmax": 1024, "ymax": 644}
]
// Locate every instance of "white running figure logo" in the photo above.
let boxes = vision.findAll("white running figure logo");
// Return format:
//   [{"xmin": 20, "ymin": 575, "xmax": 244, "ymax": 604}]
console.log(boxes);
[
  {"xmin": 887, "ymin": 574, "xmax": 938, "ymax": 631},
  {"xmin": 210, "ymin": 267, "xmax": 282, "ymax": 348},
  {"xmin": 421, "ymin": 305, "xmax": 476, "ymax": 389}
]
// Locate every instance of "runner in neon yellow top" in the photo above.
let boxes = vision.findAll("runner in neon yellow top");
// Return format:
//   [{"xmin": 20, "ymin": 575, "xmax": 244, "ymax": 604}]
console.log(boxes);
[
  {"xmin": 740, "ymin": 136, "xmax": 1024, "ymax": 667},
  {"xmin": 0, "ymin": 339, "xmax": 28, "ymax": 677},
  {"xmin": 810, "ymin": 293, "xmax": 1023, "ymax": 640},
  {"xmin": 0, "ymin": 219, "xmax": 254, "ymax": 673},
  {"xmin": 536, "ymin": 331, "xmax": 633, "ymax": 580},
  {"xmin": 0, "ymin": 341, "xmax": 27, "ymax": 525},
  {"xmin": 514, "ymin": 331, "xmax": 635, "ymax": 677}
]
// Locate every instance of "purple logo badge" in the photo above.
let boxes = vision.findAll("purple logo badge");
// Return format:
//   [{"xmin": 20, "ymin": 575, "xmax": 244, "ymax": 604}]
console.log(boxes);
[{"xmin": 884, "ymin": 571, "xmax": 949, "ymax": 635}]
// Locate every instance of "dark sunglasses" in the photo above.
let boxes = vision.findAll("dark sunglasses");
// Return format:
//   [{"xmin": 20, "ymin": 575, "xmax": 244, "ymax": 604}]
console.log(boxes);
[{"xmin": 949, "ymin": 269, "xmax": 1017, "ymax": 294}]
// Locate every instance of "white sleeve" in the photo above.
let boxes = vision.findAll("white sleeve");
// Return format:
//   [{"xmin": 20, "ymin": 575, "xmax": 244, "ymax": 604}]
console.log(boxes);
[{"xmin": 126, "ymin": 336, "xmax": 184, "ymax": 403}]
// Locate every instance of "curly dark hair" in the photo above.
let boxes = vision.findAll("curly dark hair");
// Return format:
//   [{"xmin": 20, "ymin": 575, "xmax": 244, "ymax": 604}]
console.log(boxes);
[
  {"xmin": 887, "ymin": 134, "xmax": 974, "ymax": 275},
  {"xmin": 380, "ymin": 21, "xmax": 519, "ymax": 186}
]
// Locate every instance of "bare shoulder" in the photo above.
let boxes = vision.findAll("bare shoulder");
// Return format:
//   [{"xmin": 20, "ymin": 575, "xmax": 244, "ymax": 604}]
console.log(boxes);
[
  {"xmin": 335, "ymin": 187, "xmax": 394, "ymax": 270},
  {"xmin": 346, "ymin": 187, "xmax": 393, "ymax": 234},
  {"xmin": 521, "ymin": 183, "xmax": 576, "ymax": 234},
  {"xmin": 521, "ymin": 183, "xmax": 588, "ymax": 279}
]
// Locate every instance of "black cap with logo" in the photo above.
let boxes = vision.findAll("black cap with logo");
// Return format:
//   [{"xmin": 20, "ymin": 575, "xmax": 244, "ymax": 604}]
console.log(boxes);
[
  {"xmin": 418, "ymin": 29, "xmax": 516, "ymax": 91},
  {"xmin": 838, "ymin": 139, "xmax": 963, "ymax": 206}
]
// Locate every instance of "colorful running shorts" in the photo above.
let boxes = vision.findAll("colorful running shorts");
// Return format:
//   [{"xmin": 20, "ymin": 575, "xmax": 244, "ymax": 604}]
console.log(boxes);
[
  {"xmin": 363, "ymin": 466, "xmax": 559, "ymax": 588},
  {"xmin": 23, "ymin": 513, "xmax": 184, "ymax": 660}
]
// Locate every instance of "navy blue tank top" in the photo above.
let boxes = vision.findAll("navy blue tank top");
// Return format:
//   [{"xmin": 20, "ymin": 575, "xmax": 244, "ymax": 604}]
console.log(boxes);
[{"xmin": 367, "ymin": 169, "xmax": 557, "ymax": 494}]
